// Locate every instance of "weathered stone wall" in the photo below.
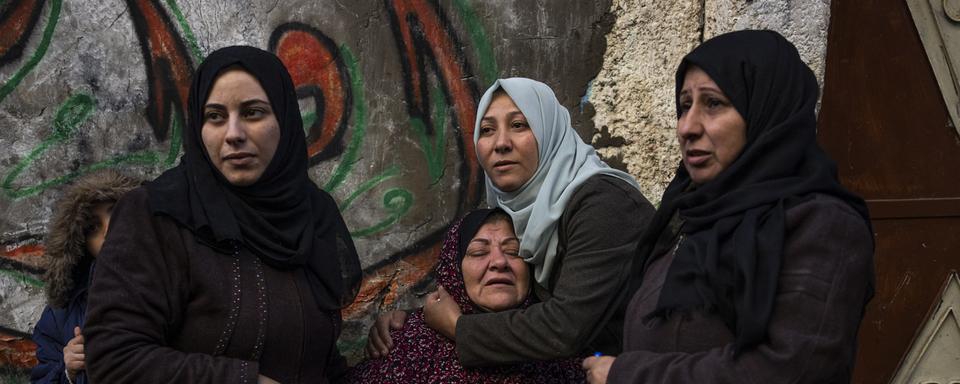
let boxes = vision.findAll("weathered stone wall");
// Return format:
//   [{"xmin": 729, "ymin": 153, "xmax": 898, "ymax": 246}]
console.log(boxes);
[
  {"xmin": 0, "ymin": 0, "xmax": 613, "ymax": 371},
  {"xmin": 0, "ymin": 0, "xmax": 830, "ymax": 376},
  {"xmin": 590, "ymin": 0, "xmax": 831, "ymax": 204}
]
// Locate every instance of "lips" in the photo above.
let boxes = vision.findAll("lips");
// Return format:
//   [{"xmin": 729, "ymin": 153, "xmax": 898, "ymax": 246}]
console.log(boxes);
[
  {"xmin": 484, "ymin": 277, "xmax": 514, "ymax": 286},
  {"xmin": 223, "ymin": 152, "xmax": 255, "ymax": 165},
  {"xmin": 684, "ymin": 149, "xmax": 711, "ymax": 166},
  {"xmin": 492, "ymin": 160, "xmax": 517, "ymax": 171}
]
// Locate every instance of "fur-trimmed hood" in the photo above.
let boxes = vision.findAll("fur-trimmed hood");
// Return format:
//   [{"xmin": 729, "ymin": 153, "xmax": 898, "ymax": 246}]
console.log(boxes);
[{"xmin": 44, "ymin": 169, "xmax": 140, "ymax": 308}]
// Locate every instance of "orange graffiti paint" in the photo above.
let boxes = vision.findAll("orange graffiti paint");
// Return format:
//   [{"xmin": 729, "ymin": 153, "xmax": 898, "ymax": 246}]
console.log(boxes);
[
  {"xmin": 127, "ymin": 0, "xmax": 193, "ymax": 141},
  {"xmin": 271, "ymin": 24, "xmax": 350, "ymax": 161},
  {"xmin": 388, "ymin": 0, "xmax": 481, "ymax": 206},
  {"xmin": 0, "ymin": 333, "xmax": 37, "ymax": 370},
  {"xmin": 0, "ymin": 0, "xmax": 45, "ymax": 63}
]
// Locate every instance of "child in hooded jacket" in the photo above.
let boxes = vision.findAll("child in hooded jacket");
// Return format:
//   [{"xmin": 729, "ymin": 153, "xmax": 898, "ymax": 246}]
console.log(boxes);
[{"xmin": 31, "ymin": 170, "xmax": 139, "ymax": 384}]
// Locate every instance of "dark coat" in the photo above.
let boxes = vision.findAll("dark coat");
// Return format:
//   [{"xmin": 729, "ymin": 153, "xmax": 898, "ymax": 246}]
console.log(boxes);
[
  {"xmin": 31, "ymin": 283, "xmax": 89, "ymax": 384},
  {"xmin": 31, "ymin": 169, "xmax": 140, "ymax": 384},
  {"xmin": 84, "ymin": 187, "xmax": 349, "ymax": 383},
  {"xmin": 609, "ymin": 194, "xmax": 874, "ymax": 383}
]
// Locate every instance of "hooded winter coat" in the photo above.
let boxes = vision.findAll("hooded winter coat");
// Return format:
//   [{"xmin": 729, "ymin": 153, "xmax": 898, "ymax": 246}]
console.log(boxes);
[{"xmin": 31, "ymin": 169, "xmax": 140, "ymax": 384}]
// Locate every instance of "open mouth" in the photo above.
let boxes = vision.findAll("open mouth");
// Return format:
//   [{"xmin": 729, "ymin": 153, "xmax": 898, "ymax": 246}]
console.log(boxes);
[{"xmin": 684, "ymin": 149, "xmax": 711, "ymax": 166}]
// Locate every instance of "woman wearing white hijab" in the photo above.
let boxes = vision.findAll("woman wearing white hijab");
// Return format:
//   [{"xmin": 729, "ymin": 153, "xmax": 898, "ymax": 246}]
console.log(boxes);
[{"xmin": 369, "ymin": 78, "xmax": 655, "ymax": 366}]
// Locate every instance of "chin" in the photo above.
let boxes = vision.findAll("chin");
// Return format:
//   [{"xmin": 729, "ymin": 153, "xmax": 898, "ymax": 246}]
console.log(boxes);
[
  {"xmin": 491, "ymin": 179, "xmax": 521, "ymax": 193},
  {"xmin": 225, "ymin": 174, "xmax": 257, "ymax": 186},
  {"xmin": 477, "ymin": 294, "xmax": 522, "ymax": 312}
]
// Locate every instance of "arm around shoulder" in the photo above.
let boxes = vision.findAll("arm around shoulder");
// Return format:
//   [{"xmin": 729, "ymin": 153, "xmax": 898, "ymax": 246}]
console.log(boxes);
[{"xmin": 457, "ymin": 176, "xmax": 656, "ymax": 366}]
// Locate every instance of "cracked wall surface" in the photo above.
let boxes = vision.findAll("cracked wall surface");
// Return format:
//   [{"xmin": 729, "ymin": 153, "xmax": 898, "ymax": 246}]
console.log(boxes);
[
  {"xmin": 0, "ymin": 0, "xmax": 612, "ymax": 369},
  {"xmin": 590, "ymin": 0, "xmax": 831, "ymax": 203}
]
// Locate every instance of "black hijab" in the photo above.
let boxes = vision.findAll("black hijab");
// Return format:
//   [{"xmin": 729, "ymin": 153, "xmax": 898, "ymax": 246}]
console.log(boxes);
[
  {"xmin": 146, "ymin": 46, "xmax": 361, "ymax": 311},
  {"xmin": 639, "ymin": 30, "xmax": 873, "ymax": 353}
]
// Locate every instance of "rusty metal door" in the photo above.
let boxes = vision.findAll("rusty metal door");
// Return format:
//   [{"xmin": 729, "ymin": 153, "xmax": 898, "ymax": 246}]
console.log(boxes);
[{"xmin": 818, "ymin": 0, "xmax": 960, "ymax": 382}]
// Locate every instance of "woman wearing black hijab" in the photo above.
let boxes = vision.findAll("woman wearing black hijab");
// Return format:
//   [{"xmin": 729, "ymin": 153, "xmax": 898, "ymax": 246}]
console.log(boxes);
[
  {"xmin": 84, "ymin": 46, "xmax": 361, "ymax": 383},
  {"xmin": 582, "ymin": 30, "xmax": 874, "ymax": 383}
]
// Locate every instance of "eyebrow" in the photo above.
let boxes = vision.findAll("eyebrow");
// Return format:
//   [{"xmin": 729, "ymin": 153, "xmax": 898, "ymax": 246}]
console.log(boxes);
[
  {"xmin": 468, "ymin": 237, "xmax": 520, "ymax": 247},
  {"xmin": 482, "ymin": 110, "xmax": 525, "ymax": 120},
  {"xmin": 501, "ymin": 237, "xmax": 519, "ymax": 245},
  {"xmin": 204, "ymin": 98, "xmax": 271, "ymax": 109}
]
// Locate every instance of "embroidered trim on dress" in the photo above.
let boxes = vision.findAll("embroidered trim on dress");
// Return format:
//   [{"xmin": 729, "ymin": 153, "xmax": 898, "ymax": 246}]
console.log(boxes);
[
  {"xmin": 251, "ymin": 256, "xmax": 268, "ymax": 360},
  {"xmin": 214, "ymin": 245, "xmax": 243, "ymax": 355}
]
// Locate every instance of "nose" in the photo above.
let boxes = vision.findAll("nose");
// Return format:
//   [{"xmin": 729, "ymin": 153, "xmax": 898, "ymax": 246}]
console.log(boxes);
[
  {"xmin": 487, "ymin": 247, "xmax": 510, "ymax": 271},
  {"xmin": 677, "ymin": 105, "xmax": 704, "ymax": 141},
  {"xmin": 224, "ymin": 114, "xmax": 247, "ymax": 146},
  {"xmin": 493, "ymin": 127, "xmax": 512, "ymax": 154}
]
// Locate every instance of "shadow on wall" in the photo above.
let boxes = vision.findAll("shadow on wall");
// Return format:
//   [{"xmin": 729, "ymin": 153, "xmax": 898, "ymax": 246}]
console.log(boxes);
[{"xmin": 0, "ymin": 0, "xmax": 613, "ymax": 368}]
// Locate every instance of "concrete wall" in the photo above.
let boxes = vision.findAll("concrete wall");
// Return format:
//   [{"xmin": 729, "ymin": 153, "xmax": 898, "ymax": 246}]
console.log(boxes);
[
  {"xmin": 0, "ymin": 0, "xmax": 613, "ymax": 369},
  {"xmin": 591, "ymin": 0, "xmax": 831, "ymax": 203},
  {"xmin": 0, "ymin": 0, "xmax": 830, "ymax": 374}
]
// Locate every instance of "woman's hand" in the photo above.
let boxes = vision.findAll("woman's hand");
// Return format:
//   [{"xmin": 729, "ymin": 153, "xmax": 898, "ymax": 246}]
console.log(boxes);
[
  {"xmin": 582, "ymin": 355, "xmax": 615, "ymax": 384},
  {"xmin": 423, "ymin": 286, "xmax": 461, "ymax": 340},
  {"xmin": 365, "ymin": 310, "xmax": 408, "ymax": 358},
  {"xmin": 63, "ymin": 326, "xmax": 85, "ymax": 379}
]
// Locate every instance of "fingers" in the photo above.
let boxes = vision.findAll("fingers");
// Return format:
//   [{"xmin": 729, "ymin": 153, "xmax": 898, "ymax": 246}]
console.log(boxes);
[
  {"xmin": 64, "ymin": 346, "xmax": 85, "ymax": 371},
  {"xmin": 582, "ymin": 356, "xmax": 596, "ymax": 370},
  {"xmin": 375, "ymin": 313, "xmax": 395, "ymax": 350},
  {"xmin": 65, "ymin": 356, "xmax": 85, "ymax": 371},
  {"xmin": 437, "ymin": 285, "xmax": 449, "ymax": 299},
  {"xmin": 581, "ymin": 356, "xmax": 613, "ymax": 384},
  {"xmin": 423, "ymin": 291, "xmax": 439, "ymax": 307},
  {"xmin": 74, "ymin": 326, "xmax": 81, "ymax": 337},
  {"xmin": 366, "ymin": 322, "xmax": 388, "ymax": 358},
  {"xmin": 366, "ymin": 310, "xmax": 405, "ymax": 358},
  {"xmin": 389, "ymin": 310, "xmax": 408, "ymax": 329}
]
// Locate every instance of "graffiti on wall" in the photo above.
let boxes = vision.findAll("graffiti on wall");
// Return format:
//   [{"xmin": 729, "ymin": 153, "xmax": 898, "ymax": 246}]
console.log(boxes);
[
  {"xmin": 0, "ymin": 0, "xmax": 617, "ymax": 374},
  {"xmin": 0, "ymin": 0, "xmax": 500, "ymax": 369}
]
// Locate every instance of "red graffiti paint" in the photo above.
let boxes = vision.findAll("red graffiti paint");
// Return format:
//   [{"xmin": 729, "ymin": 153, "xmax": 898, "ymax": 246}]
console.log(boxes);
[
  {"xmin": 343, "ymin": 1, "xmax": 487, "ymax": 317},
  {"xmin": 0, "ymin": 0, "xmax": 45, "ymax": 65},
  {"xmin": 0, "ymin": 332, "xmax": 36, "ymax": 370},
  {"xmin": 387, "ymin": 0, "xmax": 481, "ymax": 205},
  {"xmin": 2, "ymin": 243, "xmax": 43, "ymax": 258},
  {"xmin": 344, "ymin": 242, "xmax": 441, "ymax": 319},
  {"xmin": 270, "ymin": 23, "xmax": 351, "ymax": 162},
  {"xmin": 126, "ymin": 0, "xmax": 193, "ymax": 141}
]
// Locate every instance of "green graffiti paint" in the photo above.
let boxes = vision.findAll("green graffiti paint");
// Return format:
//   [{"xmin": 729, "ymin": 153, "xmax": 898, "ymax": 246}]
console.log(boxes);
[
  {"xmin": 322, "ymin": 45, "xmax": 414, "ymax": 237},
  {"xmin": 452, "ymin": 0, "xmax": 498, "ymax": 86},
  {"xmin": 322, "ymin": 45, "xmax": 365, "ymax": 193},
  {"xmin": 336, "ymin": 336, "xmax": 368, "ymax": 358},
  {"xmin": 350, "ymin": 188, "xmax": 414, "ymax": 237},
  {"xmin": 302, "ymin": 111, "xmax": 317, "ymax": 136},
  {"xmin": 1, "ymin": 93, "xmax": 181, "ymax": 200},
  {"xmin": 164, "ymin": 0, "xmax": 203, "ymax": 62},
  {"xmin": 2, "ymin": 93, "xmax": 95, "ymax": 199},
  {"xmin": 164, "ymin": 111, "xmax": 183, "ymax": 166},
  {"xmin": 0, "ymin": 0, "xmax": 62, "ymax": 104},
  {"xmin": 408, "ymin": 84, "xmax": 448, "ymax": 184},
  {"xmin": 340, "ymin": 165, "xmax": 400, "ymax": 212},
  {"xmin": 0, "ymin": 269, "xmax": 43, "ymax": 288}
]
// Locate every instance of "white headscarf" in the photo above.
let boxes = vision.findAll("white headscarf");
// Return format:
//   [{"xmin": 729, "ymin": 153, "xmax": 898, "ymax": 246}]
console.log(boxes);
[{"xmin": 474, "ymin": 78, "xmax": 641, "ymax": 288}]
